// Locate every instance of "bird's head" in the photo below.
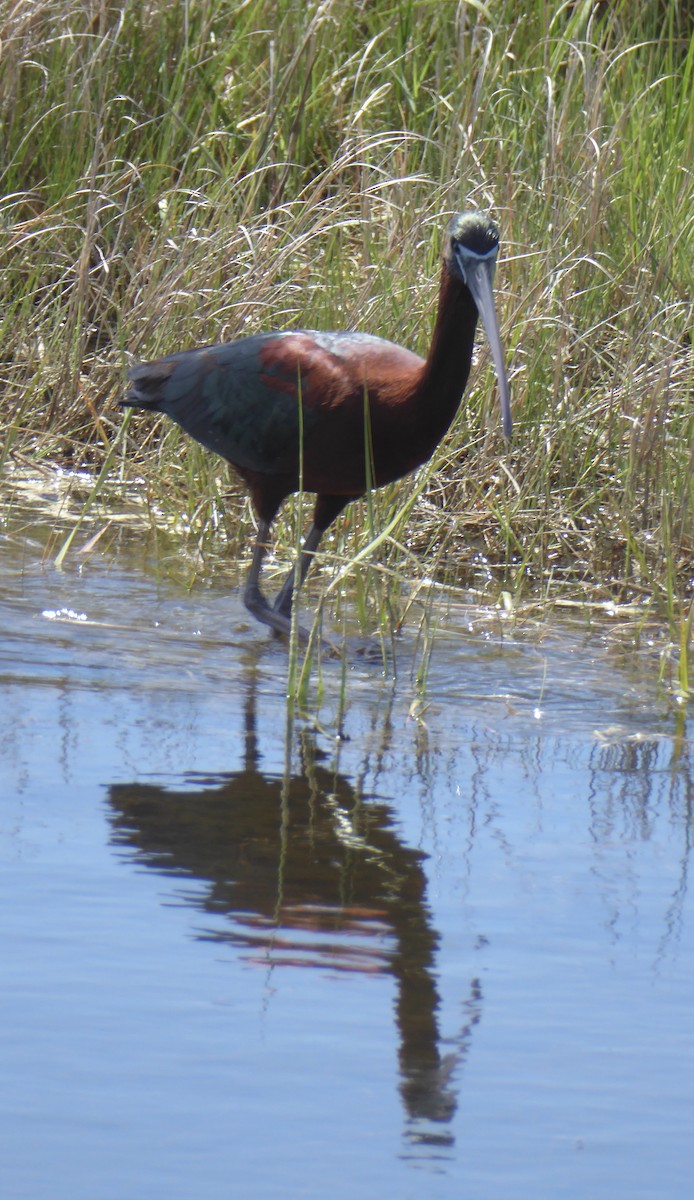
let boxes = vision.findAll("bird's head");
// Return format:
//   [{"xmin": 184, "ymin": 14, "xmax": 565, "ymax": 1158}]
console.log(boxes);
[
  {"xmin": 445, "ymin": 211, "xmax": 511, "ymax": 438},
  {"xmin": 446, "ymin": 211, "xmax": 500, "ymax": 269}
]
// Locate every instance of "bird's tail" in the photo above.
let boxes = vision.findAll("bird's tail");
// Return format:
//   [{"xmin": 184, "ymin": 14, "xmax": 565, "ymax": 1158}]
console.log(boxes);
[{"xmin": 121, "ymin": 360, "xmax": 173, "ymax": 410}]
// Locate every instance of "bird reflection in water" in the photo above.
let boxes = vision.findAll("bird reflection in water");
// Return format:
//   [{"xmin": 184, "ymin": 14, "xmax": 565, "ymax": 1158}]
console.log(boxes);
[{"xmin": 108, "ymin": 670, "xmax": 482, "ymax": 1144}]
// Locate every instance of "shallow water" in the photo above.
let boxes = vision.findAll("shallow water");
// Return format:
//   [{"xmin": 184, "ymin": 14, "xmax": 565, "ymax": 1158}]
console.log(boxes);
[{"xmin": 1, "ymin": 490, "xmax": 692, "ymax": 1200}]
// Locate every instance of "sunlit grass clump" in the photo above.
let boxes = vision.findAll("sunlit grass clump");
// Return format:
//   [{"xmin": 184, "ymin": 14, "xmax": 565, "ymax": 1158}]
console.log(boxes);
[{"xmin": 0, "ymin": 0, "xmax": 691, "ymax": 666}]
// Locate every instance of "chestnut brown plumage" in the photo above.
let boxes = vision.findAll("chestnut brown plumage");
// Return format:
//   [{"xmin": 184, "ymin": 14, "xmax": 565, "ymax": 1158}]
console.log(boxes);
[{"xmin": 123, "ymin": 212, "xmax": 512, "ymax": 637}]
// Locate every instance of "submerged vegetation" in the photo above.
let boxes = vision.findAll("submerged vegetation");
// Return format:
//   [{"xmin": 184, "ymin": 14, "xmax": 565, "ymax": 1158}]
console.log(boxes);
[{"xmin": 0, "ymin": 0, "xmax": 691, "ymax": 676}]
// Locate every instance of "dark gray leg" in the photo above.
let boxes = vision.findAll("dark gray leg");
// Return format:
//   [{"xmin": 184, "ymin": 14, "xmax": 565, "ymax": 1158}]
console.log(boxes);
[
  {"xmin": 243, "ymin": 520, "xmax": 295, "ymax": 637},
  {"xmin": 273, "ymin": 524, "xmax": 324, "ymax": 618}
]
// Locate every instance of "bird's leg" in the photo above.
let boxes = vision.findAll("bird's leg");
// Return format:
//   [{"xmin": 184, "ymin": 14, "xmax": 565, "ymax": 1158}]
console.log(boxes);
[
  {"xmin": 243, "ymin": 520, "xmax": 294, "ymax": 637},
  {"xmin": 273, "ymin": 524, "xmax": 323, "ymax": 618},
  {"xmin": 274, "ymin": 495, "xmax": 354, "ymax": 618},
  {"xmin": 243, "ymin": 519, "xmax": 273, "ymax": 616}
]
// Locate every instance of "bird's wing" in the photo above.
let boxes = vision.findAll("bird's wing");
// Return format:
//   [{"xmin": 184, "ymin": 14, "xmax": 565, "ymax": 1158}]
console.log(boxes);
[{"xmin": 127, "ymin": 331, "xmax": 378, "ymax": 474}]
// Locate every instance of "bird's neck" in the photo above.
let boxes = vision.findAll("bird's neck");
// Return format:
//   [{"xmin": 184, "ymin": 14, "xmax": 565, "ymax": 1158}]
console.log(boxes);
[{"xmin": 418, "ymin": 265, "xmax": 478, "ymax": 421}]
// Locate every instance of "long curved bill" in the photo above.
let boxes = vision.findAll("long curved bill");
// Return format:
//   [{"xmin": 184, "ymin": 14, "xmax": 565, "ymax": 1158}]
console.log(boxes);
[{"xmin": 464, "ymin": 258, "xmax": 512, "ymax": 439}]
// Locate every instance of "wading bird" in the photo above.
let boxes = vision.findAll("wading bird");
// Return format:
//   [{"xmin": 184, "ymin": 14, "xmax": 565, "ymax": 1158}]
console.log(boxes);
[{"xmin": 123, "ymin": 211, "xmax": 511, "ymax": 638}]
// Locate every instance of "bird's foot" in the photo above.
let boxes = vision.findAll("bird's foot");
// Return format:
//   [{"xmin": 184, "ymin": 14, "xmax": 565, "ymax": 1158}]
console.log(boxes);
[
  {"xmin": 244, "ymin": 588, "xmax": 295, "ymax": 639},
  {"xmin": 273, "ymin": 616, "xmax": 343, "ymax": 659},
  {"xmin": 246, "ymin": 587, "xmax": 339, "ymax": 654},
  {"xmin": 270, "ymin": 590, "xmax": 342, "ymax": 656}
]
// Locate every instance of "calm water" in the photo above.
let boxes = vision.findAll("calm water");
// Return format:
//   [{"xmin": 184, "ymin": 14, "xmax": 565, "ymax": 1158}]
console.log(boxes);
[{"xmin": 1, "ymin": 486, "xmax": 692, "ymax": 1199}]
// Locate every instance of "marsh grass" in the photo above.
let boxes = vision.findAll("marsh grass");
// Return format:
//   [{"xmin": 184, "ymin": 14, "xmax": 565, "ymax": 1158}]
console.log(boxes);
[{"xmin": 0, "ymin": 0, "xmax": 691, "ymax": 687}]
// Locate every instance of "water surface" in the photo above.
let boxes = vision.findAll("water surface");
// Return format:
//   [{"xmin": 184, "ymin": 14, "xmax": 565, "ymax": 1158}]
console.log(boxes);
[{"xmin": 1, "ymin": 487, "xmax": 692, "ymax": 1199}]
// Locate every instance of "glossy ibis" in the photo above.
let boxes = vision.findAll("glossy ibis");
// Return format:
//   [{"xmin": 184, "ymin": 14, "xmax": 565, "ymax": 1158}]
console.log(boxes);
[{"xmin": 123, "ymin": 211, "xmax": 511, "ymax": 638}]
